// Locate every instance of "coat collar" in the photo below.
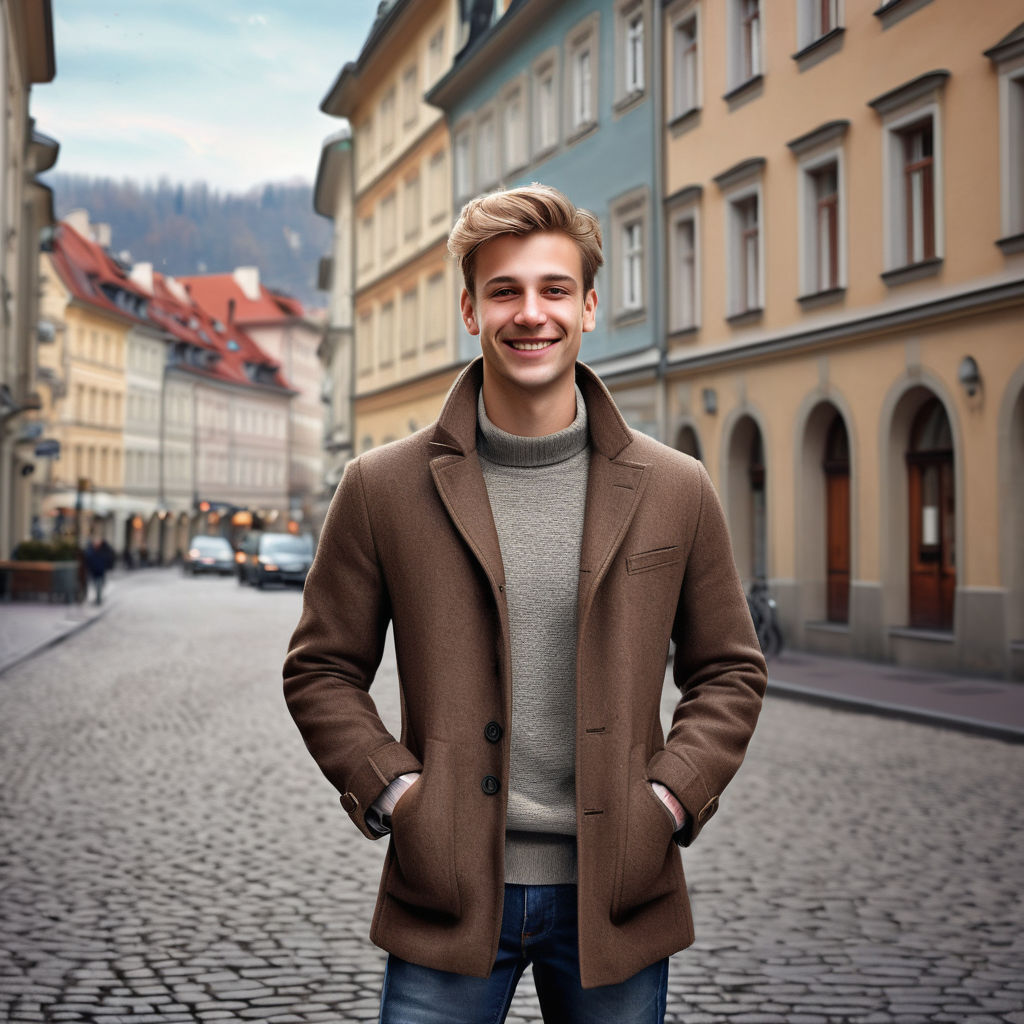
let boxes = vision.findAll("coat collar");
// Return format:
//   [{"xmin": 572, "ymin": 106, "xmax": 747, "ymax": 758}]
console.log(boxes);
[{"xmin": 428, "ymin": 357, "xmax": 635, "ymax": 461}]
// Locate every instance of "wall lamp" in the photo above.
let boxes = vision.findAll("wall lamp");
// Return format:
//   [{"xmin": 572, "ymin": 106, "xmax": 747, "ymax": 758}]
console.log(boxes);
[
  {"xmin": 957, "ymin": 356, "xmax": 981, "ymax": 398},
  {"xmin": 701, "ymin": 387, "xmax": 718, "ymax": 415}
]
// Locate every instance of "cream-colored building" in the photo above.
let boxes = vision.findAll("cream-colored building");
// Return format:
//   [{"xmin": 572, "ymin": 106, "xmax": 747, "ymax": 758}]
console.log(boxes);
[
  {"xmin": 0, "ymin": 0, "xmax": 56, "ymax": 555},
  {"xmin": 321, "ymin": 0, "xmax": 464, "ymax": 453},
  {"xmin": 661, "ymin": 1, "xmax": 1024, "ymax": 677}
]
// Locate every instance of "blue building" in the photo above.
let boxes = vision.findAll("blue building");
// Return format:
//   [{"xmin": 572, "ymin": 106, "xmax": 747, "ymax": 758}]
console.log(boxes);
[{"xmin": 427, "ymin": 0, "xmax": 664, "ymax": 437}]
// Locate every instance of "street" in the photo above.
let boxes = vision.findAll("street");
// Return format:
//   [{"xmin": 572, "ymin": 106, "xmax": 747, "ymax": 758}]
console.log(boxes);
[{"xmin": 1, "ymin": 570, "xmax": 1022, "ymax": 1023}]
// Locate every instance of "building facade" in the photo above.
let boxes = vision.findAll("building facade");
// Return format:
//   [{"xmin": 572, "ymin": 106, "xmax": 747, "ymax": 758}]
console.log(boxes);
[
  {"xmin": 660, "ymin": 0, "xmax": 1024, "ymax": 677},
  {"xmin": 0, "ymin": 0, "xmax": 56, "ymax": 556},
  {"xmin": 320, "ymin": 0, "xmax": 465, "ymax": 455}
]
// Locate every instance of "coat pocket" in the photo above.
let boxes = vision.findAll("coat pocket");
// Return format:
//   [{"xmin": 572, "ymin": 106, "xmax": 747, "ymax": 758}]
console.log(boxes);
[
  {"xmin": 625, "ymin": 546, "xmax": 681, "ymax": 575},
  {"xmin": 384, "ymin": 737, "xmax": 461, "ymax": 918},
  {"xmin": 611, "ymin": 744, "xmax": 680, "ymax": 924}
]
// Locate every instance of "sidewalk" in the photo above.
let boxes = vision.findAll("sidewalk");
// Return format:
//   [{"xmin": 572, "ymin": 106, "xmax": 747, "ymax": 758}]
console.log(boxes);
[{"xmin": 3, "ymin": 582, "xmax": 1022, "ymax": 741}]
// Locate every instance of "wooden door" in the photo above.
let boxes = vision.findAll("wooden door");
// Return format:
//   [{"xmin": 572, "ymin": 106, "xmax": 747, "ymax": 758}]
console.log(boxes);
[{"xmin": 824, "ymin": 415, "xmax": 850, "ymax": 623}]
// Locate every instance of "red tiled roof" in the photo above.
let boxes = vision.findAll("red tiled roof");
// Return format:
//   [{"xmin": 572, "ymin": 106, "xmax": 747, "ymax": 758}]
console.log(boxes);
[
  {"xmin": 50, "ymin": 221, "xmax": 293, "ymax": 394},
  {"xmin": 177, "ymin": 272, "xmax": 307, "ymax": 326}
]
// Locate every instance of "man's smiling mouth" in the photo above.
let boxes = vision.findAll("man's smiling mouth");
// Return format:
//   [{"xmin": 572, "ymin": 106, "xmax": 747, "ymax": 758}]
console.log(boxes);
[{"xmin": 506, "ymin": 339, "xmax": 556, "ymax": 351}]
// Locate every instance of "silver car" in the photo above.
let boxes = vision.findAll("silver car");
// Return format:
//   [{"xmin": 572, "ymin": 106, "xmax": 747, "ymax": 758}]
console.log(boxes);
[{"xmin": 183, "ymin": 535, "xmax": 236, "ymax": 576}]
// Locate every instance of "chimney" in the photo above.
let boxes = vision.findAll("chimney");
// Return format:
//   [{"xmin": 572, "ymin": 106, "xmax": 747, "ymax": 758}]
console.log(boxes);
[
  {"xmin": 227, "ymin": 298, "xmax": 236, "ymax": 323},
  {"xmin": 130, "ymin": 262, "xmax": 154, "ymax": 294},
  {"xmin": 233, "ymin": 266, "xmax": 261, "ymax": 301},
  {"xmin": 65, "ymin": 209, "xmax": 91, "ymax": 235}
]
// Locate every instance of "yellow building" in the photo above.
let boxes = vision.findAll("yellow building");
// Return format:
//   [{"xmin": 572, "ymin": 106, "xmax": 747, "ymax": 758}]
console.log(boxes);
[
  {"xmin": 321, "ymin": 0, "xmax": 464, "ymax": 453},
  {"xmin": 661, "ymin": 1, "xmax": 1024, "ymax": 677},
  {"xmin": 36, "ymin": 217, "xmax": 132, "ymax": 544}
]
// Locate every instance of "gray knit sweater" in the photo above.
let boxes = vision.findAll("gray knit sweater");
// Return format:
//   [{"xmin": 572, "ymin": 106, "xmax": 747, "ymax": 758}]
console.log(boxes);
[{"xmin": 476, "ymin": 387, "xmax": 590, "ymax": 884}]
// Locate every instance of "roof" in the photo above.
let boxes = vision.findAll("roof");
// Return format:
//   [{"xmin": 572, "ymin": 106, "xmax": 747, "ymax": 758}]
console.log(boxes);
[
  {"xmin": 50, "ymin": 220, "xmax": 293, "ymax": 395},
  {"xmin": 177, "ymin": 271, "xmax": 308, "ymax": 328}
]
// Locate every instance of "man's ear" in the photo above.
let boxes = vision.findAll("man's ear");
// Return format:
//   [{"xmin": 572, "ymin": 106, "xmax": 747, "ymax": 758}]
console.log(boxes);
[
  {"xmin": 460, "ymin": 288, "xmax": 479, "ymax": 335},
  {"xmin": 582, "ymin": 288, "xmax": 598, "ymax": 333}
]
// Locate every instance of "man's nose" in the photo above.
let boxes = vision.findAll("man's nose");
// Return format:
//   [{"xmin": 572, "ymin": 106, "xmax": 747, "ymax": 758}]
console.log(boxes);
[{"xmin": 514, "ymin": 291, "xmax": 546, "ymax": 327}]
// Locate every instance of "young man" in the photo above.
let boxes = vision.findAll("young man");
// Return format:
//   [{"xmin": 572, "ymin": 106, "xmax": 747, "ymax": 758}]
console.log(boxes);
[{"xmin": 283, "ymin": 185, "xmax": 766, "ymax": 1023}]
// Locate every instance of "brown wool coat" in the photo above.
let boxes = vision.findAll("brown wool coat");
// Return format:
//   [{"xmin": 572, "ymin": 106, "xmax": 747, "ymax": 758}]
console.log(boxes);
[{"xmin": 283, "ymin": 358, "xmax": 766, "ymax": 989}]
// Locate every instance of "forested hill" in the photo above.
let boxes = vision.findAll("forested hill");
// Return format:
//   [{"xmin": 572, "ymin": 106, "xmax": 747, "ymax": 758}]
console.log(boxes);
[{"xmin": 47, "ymin": 174, "xmax": 332, "ymax": 311}]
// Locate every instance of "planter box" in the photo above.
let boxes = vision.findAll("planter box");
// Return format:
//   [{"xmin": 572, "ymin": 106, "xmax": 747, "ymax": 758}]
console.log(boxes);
[{"xmin": 0, "ymin": 560, "xmax": 83, "ymax": 603}]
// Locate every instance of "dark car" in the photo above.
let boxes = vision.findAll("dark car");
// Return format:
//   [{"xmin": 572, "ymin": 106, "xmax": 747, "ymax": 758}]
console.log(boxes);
[
  {"xmin": 238, "ymin": 531, "xmax": 314, "ymax": 588},
  {"xmin": 183, "ymin": 535, "xmax": 236, "ymax": 576}
]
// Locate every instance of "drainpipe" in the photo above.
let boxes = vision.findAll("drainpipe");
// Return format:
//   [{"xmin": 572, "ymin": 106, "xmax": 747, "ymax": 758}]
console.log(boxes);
[{"xmin": 651, "ymin": 0, "xmax": 668, "ymax": 445}]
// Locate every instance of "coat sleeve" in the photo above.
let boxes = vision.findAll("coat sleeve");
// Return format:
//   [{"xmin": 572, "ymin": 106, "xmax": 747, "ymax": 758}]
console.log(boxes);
[
  {"xmin": 647, "ymin": 461, "xmax": 767, "ymax": 847},
  {"xmin": 283, "ymin": 457, "xmax": 423, "ymax": 839}
]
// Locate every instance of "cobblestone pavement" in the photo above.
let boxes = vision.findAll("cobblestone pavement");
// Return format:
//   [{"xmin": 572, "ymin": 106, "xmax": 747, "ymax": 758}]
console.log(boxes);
[{"xmin": 1, "ymin": 570, "xmax": 1022, "ymax": 1023}]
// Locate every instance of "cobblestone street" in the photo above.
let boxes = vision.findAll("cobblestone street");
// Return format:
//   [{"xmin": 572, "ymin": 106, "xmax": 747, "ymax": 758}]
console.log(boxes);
[{"xmin": 1, "ymin": 570, "xmax": 1022, "ymax": 1023}]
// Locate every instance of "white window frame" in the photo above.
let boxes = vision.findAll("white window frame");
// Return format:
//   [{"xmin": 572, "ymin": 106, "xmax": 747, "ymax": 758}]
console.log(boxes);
[
  {"xmin": 565, "ymin": 13, "xmax": 600, "ymax": 140},
  {"xmin": 453, "ymin": 120, "xmax": 474, "ymax": 203},
  {"xmin": 531, "ymin": 48, "xmax": 560, "ymax": 159},
  {"xmin": 403, "ymin": 173, "xmax": 421, "ymax": 242},
  {"xmin": 400, "ymin": 286, "xmax": 419, "ymax": 358},
  {"xmin": 357, "ymin": 117, "xmax": 375, "ymax": 175},
  {"xmin": 728, "ymin": 0, "xmax": 763, "ymax": 91},
  {"xmin": 609, "ymin": 187, "xmax": 650, "ymax": 320},
  {"xmin": 379, "ymin": 299, "xmax": 396, "ymax": 368},
  {"xmin": 358, "ymin": 213, "xmax": 375, "ymax": 273},
  {"xmin": 993, "ymin": 49, "xmax": 1024, "ymax": 245},
  {"xmin": 380, "ymin": 86, "xmax": 397, "ymax": 155},
  {"xmin": 401, "ymin": 65, "xmax": 419, "ymax": 128},
  {"xmin": 379, "ymin": 191, "xmax": 397, "ymax": 259},
  {"xmin": 615, "ymin": 0, "xmax": 648, "ymax": 107},
  {"xmin": 722, "ymin": 177, "xmax": 765, "ymax": 318},
  {"xmin": 669, "ymin": 2, "xmax": 701, "ymax": 121},
  {"xmin": 427, "ymin": 149, "xmax": 448, "ymax": 225},
  {"xmin": 796, "ymin": 0, "xmax": 842, "ymax": 51},
  {"xmin": 881, "ymin": 101, "xmax": 944, "ymax": 272},
  {"xmin": 667, "ymin": 195, "xmax": 701, "ymax": 332},
  {"xmin": 500, "ymin": 76, "xmax": 529, "ymax": 176},
  {"xmin": 476, "ymin": 104, "xmax": 499, "ymax": 188},
  {"xmin": 427, "ymin": 26, "xmax": 446, "ymax": 85},
  {"xmin": 357, "ymin": 309, "xmax": 374, "ymax": 375},
  {"xmin": 796, "ymin": 145, "xmax": 847, "ymax": 297},
  {"xmin": 425, "ymin": 271, "xmax": 447, "ymax": 349}
]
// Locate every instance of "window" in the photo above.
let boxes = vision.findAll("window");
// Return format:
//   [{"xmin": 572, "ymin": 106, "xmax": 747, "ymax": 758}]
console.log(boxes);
[
  {"xmin": 401, "ymin": 65, "xmax": 418, "ymax": 127},
  {"xmin": 812, "ymin": 164, "xmax": 839, "ymax": 291},
  {"xmin": 622, "ymin": 221, "xmax": 643, "ymax": 311},
  {"xmin": 380, "ymin": 192, "xmax": 397, "ymax": 258},
  {"xmin": 427, "ymin": 26, "xmax": 446, "ymax": 85},
  {"xmin": 357, "ymin": 311, "xmax": 374, "ymax": 375},
  {"xmin": 358, "ymin": 215, "xmax": 374, "ymax": 272},
  {"xmin": 728, "ymin": 0, "xmax": 762, "ymax": 90},
  {"xmin": 357, "ymin": 118, "xmax": 374, "ymax": 174},
  {"xmin": 671, "ymin": 10, "xmax": 700, "ymax": 119},
  {"xmin": 477, "ymin": 108, "xmax": 498, "ymax": 188},
  {"xmin": 532, "ymin": 50, "xmax": 559, "ymax": 157},
  {"xmin": 986, "ymin": 29, "xmax": 1024, "ymax": 251},
  {"xmin": 615, "ymin": 0, "xmax": 646, "ymax": 104},
  {"xmin": 454, "ymin": 122, "xmax": 473, "ymax": 201},
  {"xmin": 566, "ymin": 14, "xmax": 599, "ymax": 137},
  {"xmin": 380, "ymin": 87, "xmax": 397, "ymax": 154},
  {"xmin": 404, "ymin": 174, "xmax": 421, "ymax": 241},
  {"xmin": 610, "ymin": 187, "xmax": 649, "ymax": 319},
  {"xmin": 715, "ymin": 157, "xmax": 765, "ymax": 318},
  {"xmin": 426, "ymin": 272, "xmax": 446, "ymax": 348},
  {"xmin": 379, "ymin": 300, "xmax": 395, "ymax": 367},
  {"xmin": 400, "ymin": 287, "xmax": 419, "ymax": 357},
  {"xmin": 870, "ymin": 71, "xmax": 947, "ymax": 280},
  {"xmin": 667, "ymin": 194, "xmax": 701, "ymax": 332},
  {"xmin": 501, "ymin": 82, "xmax": 527, "ymax": 174},
  {"xmin": 427, "ymin": 150, "xmax": 448, "ymax": 224},
  {"xmin": 797, "ymin": 0, "xmax": 840, "ymax": 50}
]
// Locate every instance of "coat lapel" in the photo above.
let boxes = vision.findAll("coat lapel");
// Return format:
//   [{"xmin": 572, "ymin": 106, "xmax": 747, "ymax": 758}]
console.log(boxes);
[{"xmin": 577, "ymin": 452, "xmax": 648, "ymax": 628}]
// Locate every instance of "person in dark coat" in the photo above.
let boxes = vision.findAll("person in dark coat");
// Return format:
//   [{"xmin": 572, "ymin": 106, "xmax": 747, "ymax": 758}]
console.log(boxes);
[{"xmin": 83, "ymin": 535, "xmax": 114, "ymax": 605}]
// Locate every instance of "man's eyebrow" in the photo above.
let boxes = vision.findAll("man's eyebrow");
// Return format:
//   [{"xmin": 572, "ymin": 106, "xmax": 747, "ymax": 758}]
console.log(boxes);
[{"xmin": 482, "ymin": 274, "xmax": 578, "ymax": 288}]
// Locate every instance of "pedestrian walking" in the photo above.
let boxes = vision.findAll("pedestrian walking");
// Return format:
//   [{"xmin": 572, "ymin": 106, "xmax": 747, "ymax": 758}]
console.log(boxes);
[
  {"xmin": 284, "ymin": 184, "xmax": 767, "ymax": 1023},
  {"xmin": 82, "ymin": 534, "xmax": 114, "ymax": 605}
]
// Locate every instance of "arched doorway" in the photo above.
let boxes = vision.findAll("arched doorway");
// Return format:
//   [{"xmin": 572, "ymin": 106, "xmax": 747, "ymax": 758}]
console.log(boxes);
[
  {"xmin": 906, "ymin": 397, "xmax": 955, "ymax": 630},
  {"xmin": 726, "ymin": 415, "xmax": 766, "ymax": 582},
  {"xmin": 824, "ymin": 414, "xmax": 850, "ymax": 623},
  {"xmin": 676, "ymin": 423, "xmax": 703, "ymax": 462}
]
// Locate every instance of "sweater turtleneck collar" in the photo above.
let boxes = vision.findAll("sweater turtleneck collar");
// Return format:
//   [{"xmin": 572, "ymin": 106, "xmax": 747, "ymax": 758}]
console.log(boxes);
[{"xmin": 476, "ymin": 386, "xmax": 589, "ymax": 468}]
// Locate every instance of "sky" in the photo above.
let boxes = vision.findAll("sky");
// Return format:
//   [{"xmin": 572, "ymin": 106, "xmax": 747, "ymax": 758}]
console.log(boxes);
[{"xmin": 32, "ymin": 1, "xmax": 384, "ymax": 194}]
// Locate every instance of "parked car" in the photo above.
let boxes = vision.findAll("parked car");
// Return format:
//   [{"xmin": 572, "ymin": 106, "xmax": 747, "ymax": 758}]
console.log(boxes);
[
  {"xmin": 183, "ymin": 535, "xmax": 236, "ymax": 576},
  {"xmin": 237, "ymin": 531, "xmax": 315, "ymax": 588}
]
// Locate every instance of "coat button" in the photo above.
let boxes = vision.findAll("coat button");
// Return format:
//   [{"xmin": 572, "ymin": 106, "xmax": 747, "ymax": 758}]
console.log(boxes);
[
  {"xmin": 484, "ymin": 721, "xmax": 503, "ymax": 743},
  {"xmin": 481, "ymin": 775, "xmax": 500, "ymax": 796}
]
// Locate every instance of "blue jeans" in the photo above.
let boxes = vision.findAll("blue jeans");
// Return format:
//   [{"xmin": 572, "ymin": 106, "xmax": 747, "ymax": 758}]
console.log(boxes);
[{"xmin": 378, "ymin": 883, "xmax": 668, "ymax": 1024}]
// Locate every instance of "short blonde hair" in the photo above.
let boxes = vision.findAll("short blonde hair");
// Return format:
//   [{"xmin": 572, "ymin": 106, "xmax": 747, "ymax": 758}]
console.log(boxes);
[{"xmin": 448, "ymin": 183, "xmax": 603, "ymax": 297}]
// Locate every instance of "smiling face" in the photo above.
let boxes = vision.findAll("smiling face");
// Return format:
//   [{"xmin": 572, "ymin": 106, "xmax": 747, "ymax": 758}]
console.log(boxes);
[{"xmin": 461, "ymin": 230, "xmax": 597, "ymax": 436}]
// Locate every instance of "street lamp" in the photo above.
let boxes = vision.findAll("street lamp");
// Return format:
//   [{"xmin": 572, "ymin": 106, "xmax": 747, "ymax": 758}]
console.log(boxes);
[{"xmin": 957, "ymin": 356, "xmax": 981, "ymax": 398}]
